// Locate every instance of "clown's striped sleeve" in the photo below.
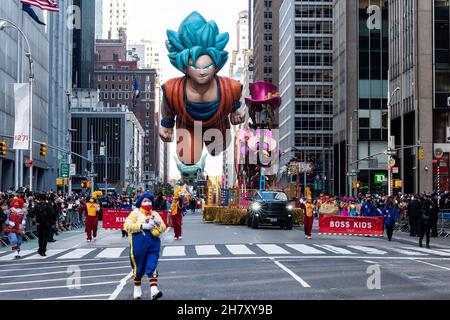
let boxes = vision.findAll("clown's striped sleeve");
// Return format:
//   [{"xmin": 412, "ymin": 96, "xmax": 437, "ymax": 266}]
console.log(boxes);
[{"xmin": 123, "ymin": 210, "xmax": 142, "ymax": 234}]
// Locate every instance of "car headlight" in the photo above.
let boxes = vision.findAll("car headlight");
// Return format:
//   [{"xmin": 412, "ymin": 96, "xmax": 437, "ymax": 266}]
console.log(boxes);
[
  {"xmin": 287, "ymin": 205, "xmax": 294, "ymax": 211},
  {"xmin": 251, "ymin": 202, "xmax": 262, "ymax": 211}
]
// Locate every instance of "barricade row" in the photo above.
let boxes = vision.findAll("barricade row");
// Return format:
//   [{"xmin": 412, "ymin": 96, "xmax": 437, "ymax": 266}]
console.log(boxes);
[{"xmin": 0, "ymin": 210, "xmax": 85, "ymax": 247}]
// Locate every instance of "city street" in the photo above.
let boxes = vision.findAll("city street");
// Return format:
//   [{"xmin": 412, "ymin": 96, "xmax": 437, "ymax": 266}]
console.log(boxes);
[{"xmin": 1, "ymin": 212, "xmax": 450, "ymax": 300}]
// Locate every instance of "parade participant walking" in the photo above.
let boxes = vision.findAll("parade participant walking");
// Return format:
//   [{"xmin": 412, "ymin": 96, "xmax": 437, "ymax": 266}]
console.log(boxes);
[
  {"xmin": 29, "ymin": 193, "xmax": 53, "ymax": 256},
  {"xmin": 419, "ymin": 197, "xmax": 432, "ymax": 248},
  {"xmin": 85, "ymin": 197, "xmax": 100, "ymax": 242},
  {"xmin": 3, "ymin": 198, "xmax": 27, "ymax": 259},
  {"xmin": 172, "ymin": 196, "xmax": 184, "ymax": 240},
  {"xmin": 304, "ymin": 199, "xmax": 315, "ymax": 239},
  {"xmin": 124, "ymin": 193, "xmax": 166, "ymax": 300},
  {"xmin": 382, "ymin": 197, "xmax": 399, "ymax": 241}
]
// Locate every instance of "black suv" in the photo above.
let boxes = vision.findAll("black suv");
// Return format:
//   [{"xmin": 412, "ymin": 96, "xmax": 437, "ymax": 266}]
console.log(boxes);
[{"xmin": 246, "ymin": 191, "xmax": 294, "ymax": 230}]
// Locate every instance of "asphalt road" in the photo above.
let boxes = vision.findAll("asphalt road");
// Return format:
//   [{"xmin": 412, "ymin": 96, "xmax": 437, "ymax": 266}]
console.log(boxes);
[{"xmin": 1, "ymin": 211, "xmax": 450, "ymax": 300}]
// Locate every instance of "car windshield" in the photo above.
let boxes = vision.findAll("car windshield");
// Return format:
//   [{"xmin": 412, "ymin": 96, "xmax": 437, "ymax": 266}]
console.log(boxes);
[{"xmin": 259, "ymin": 192, "xmax": 288, "ymax": 201}]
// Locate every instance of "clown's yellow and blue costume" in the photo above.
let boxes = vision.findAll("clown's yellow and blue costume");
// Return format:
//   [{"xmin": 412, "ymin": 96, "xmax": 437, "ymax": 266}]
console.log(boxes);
[{"xmin": 124, "ymin": 201, "xmax": 166, "ymax": 288}]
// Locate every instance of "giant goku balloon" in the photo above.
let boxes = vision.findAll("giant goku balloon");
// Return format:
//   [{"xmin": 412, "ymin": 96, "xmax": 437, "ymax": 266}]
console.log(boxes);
[{"xmin": 159, "ymin": 11, "xmax": 246, "ymax": 169}]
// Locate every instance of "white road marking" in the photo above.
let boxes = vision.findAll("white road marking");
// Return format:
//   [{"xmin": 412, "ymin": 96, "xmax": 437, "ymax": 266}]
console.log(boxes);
[
  {"xmin": 0, "ymin": 250, "xmax": 35, "ymax": 261},
  {"xmin": 57, "ymin": 249, "xmax": 96, "ymax": 260},
  {"xmin": 0, "ymin": 259, "xmax": 130, "ymax": 273},
  {"xmin": 347, "ymin": 246, "xmax": 387, "ymax": 255},
  {"xmin": 287, "ymin": 244, "xmax": 326, "ymax": 255},
  {"xmin": 315, "ymin": 245, "xmax": 355, "ymax": 255},
  {"xmin": 411, "ymin": 259, "xmax": 450, "ymax": 271},
  {"xmin": 109, "ymin": 271, "xmax": 133, "ymax": 300},
  {"xmin": 225, "ymin": 245, "xmax": 256, "ymax": 255},
  {"xmin": 271, "ymin": 259, "xmax": 311, "ymax": 288},
  {"xmin": 0, "ymin": 281, "xmax": 120, "ymax": 293},
  {"xmin": 400, "ymin": 247, "xmax": 450, "ymax": 257},
  {"xmin": 162, "ymin": 246, "xmax": 186, "ymax": 257},
  {"xmin": 1, "ymin": 265, "xmax": 131, "ymax": 279},
  {"xmin": 0, "ymin": 273, "xmax": 128, "ymax": 286},
  {"xmin": 23, "ymin": 250, "xmax": 67, "ymax": 260},
  {"xmin": 364, "ymin": 260, "xmax": 378, "ymax": 264},
  {"xmin": 195, "ymin": 245, "xmax": 221, "ymax": 256},
  {"xmin": 96, "ymin": 248, "xmax": 127, "ymax": 259},
  {"xmin": 257, "ymin": 244, "xmax": 290, "ymax": 255},
  {"xmin": 35, "ymin": 294, "xmax": 111, "ymax": 301},
  {"xmin": 387, "ymin": 248, "xmax": 428, "ymax": 256}
]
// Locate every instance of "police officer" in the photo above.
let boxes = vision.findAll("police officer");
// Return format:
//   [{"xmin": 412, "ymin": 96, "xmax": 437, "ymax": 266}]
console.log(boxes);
[{"xmin": 29, "ymin": 193, "xmax": 53, "ymax": 256}]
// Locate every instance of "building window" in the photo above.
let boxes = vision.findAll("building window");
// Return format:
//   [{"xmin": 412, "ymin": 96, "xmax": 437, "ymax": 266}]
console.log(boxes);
[
  {"xmin": 104, "ymin": 75, "xmax": 108, "ymax": 81},
  {"xmin": 146, "ymin": 103, "xmax": 150, "ymax": 110},
  {"xmin": 104, "ymin": 93, "xmax": 108, "ymax": 99}
]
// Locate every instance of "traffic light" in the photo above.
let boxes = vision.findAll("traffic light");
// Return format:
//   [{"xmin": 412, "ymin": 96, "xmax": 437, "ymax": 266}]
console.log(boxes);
[
  {"xmin": 418, "ymin": 147, "xmax": 424, "ymax": 161},
  {"xmin": 87, "ymin": 181, "xmax": 92, "ymax": 189},
  {"xmin": 0, "ymin": 141, "xmax": 6, "ymax": 156},
  {"xmin": 40, "ymin": 143, "xmax": 47, "ymax": 157},
  {"xmin": 352, "ymin": 181, "xmax": 361, "ymax": 189}
]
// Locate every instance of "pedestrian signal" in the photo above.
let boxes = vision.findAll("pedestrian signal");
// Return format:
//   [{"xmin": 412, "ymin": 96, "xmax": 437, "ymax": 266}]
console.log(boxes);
[
  {"xmin": 418, "ymin": 148, "xmax": 424, "ymax": 161},
  {"xmin": 352, "ymin": 181, "xmax": 361, "ymax": 189},
  {"xmin": 0, "ymin": 141, "xmax": 6, "ymax": 156},
  {"xmin": 40, "ymin": 144, "xmax": 47, "ymax": 157}
]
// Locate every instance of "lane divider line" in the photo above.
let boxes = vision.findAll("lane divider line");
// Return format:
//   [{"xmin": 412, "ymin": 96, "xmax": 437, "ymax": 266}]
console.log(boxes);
[
  {"xmin": 270, "ymin": 258, "xmax": 311, "ymax": 288},
  {"xmin": 109, "ymin": 271, "xmax": 133, "ymax": 300}
]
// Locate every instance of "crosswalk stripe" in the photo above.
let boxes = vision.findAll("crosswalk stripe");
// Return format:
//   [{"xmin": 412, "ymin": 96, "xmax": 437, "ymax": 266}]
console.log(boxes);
[
  {"xmin": 162, "ymin": 246, "xmax": 186, "ymax": 257},
  {"xmin": 286, "ymin": 244, "xmax": 326, "ymax": 255},
  {"xmin": 399, "ymin": 247, "xmax": 450, "ymax": 257},
  {"xmin": 23, "ymin": 250, "xmax": 67, "ymax": 260},
  {"xmin": 347, "ymin": 246, "xmax": 387, "ymax": 255},
  {"xmin": 388, "ymin": 247, "xmax": 428, "ymax": 256},
  {"xmin": 57, "ymin": 249, "xmax": 96, "ymax": 260},
  {"xmin": 195, "ymin": 245, "xmax": 221, "ymax": 256},
  {"xmin": 0, "ymin": 250, "xmax": 35, "ymax": 261},
  {"xmin": 225, "ymin": 245, "xmax": 256, "ymax": 255},
  {"xmin": 96, "ymin": 248, "xmax": 127, "ymax": 259},
  {"xmin": 257, "ymin": 244, "xmax": 290, "ymax": 255},
  {"xmin": 315, "ymin": 245, "xmax": 355, "ymax": 255}
]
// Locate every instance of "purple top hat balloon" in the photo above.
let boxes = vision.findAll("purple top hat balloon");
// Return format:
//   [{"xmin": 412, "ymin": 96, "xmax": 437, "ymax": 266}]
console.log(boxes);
[{"xmin": 245, "ymin": 81, "xmax": 282, "ymax": 109}]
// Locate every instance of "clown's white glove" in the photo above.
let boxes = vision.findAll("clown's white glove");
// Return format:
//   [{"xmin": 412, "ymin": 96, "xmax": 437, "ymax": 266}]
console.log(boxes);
[
  {"xmin": 8, "ymin": 221, "xmax": 16, "ymax": 228},
  {"xmin": 142, "ymin": 221, "xmax": 155, "ymax": 230}
]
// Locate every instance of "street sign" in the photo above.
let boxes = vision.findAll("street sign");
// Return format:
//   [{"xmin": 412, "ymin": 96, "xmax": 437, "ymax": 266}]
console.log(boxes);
[
  {"xmin": 392, "ymin": 167, "xmax": 399, "ymax": 174},
  {"xmin": 99, "ymin": 147, "xmax": 105, "ymax": 156},
  {"xmin": 61, "ymin": 163, "xmax": 70, "ymax": 178},
  {"xmin": 70, "ymin": 164, "xmax": 76, "ymax": 176},
  {"xmin": 25, "ymin": 160, "xmax": 33, "ymax": 168},
  {"xmin": 388, "ymin": 158, "xmax": 396, "ymax": 168}
]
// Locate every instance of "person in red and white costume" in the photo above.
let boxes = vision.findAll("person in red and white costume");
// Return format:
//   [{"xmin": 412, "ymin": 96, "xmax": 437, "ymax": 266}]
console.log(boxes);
[{"xmin": 3, "ymin": 198, "xmax": 27, "ymax": 259}]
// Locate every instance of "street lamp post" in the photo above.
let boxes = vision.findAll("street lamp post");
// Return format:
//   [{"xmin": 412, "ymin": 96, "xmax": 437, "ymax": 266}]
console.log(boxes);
[
  {"xmin": 387, "ymin": 84, "xmax": 400, "ymax": 196},
  {"xmin": 0, "ymin": 19, "xmax": 34, "ymax": 191}
]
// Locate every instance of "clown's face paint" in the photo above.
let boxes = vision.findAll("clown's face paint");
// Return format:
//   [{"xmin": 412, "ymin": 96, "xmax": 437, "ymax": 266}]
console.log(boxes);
[{"xmin": 187, "ymin": 55, "xmax": 216, "ymax": 86}]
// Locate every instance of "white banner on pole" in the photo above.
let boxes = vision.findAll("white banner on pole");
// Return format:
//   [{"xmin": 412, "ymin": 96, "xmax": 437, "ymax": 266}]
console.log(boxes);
[{"xmin": 13, "ymin": 83, "xmax": 30, "ymax": 150}]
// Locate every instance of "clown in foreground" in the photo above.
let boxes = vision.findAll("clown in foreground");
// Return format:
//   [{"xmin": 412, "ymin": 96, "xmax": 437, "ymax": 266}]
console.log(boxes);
[
  {"xmin": 159, "ymin": 11, "xmax": 246, "ymax": 167},
  {"xmin": 123, "ymin": 193, "xmax": 166, "ymax": 300}
]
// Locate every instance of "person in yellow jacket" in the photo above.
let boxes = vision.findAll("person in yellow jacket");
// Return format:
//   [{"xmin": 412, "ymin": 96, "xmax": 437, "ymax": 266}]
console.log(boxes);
[
  {"xmin": 123, "ymin": 193, "xmax": 166, "ymax": 300},
  {"xmin": 85, "ymin": 198, "xmax": 100, "ymax": 242}
]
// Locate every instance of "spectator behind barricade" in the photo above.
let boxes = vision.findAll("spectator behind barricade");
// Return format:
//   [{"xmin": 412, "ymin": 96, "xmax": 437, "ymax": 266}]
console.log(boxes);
[
  {"xmin": 0, "ymin": 195, "xmax": 7, "ymax": 230},
  {"xmin": 349, "ymin": 198, "xmax": 358, "ymax": 217}
]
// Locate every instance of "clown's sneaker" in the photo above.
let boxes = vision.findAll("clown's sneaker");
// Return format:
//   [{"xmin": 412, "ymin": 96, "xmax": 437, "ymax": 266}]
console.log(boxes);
[
  {"xmin": 150, "ymin": 286, "xmax": 163, "ymax": 300},
  {"xmin": 133, "ymin": 286, "xmax": 142, "ymax": 300}
]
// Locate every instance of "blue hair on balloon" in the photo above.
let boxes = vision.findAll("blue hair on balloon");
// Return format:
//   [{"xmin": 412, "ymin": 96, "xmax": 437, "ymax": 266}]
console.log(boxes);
[{"xmin": 166, "ymin": 11, "xmax": 229, "ymax": 73}]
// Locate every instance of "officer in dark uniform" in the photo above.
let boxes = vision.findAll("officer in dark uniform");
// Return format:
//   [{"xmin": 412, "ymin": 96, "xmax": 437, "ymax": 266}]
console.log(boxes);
[
  {"xmin": 29, "ymin": 193, "xmax": 54, "ymax": 256},
  {"xmin": 407, "ymin": 196, "xmax": 422, "ymax": 237}
]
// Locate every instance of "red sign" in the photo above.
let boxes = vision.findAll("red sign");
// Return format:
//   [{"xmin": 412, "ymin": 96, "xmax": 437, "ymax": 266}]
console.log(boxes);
[
  {"xmin": 318, "ymin": 214, "xmax": 384, "ymax": 237},
  {"xmin": 25, "ymin": 160, "xmax": 33, "ymax": 168},
  {"xmin": 102, "ymin": 209, "xmax": 169, "ymax": 230}
]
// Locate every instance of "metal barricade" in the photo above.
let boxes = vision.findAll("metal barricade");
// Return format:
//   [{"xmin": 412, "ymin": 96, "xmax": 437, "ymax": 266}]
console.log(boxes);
[{"xmin": 438, "ymin": 210, "xmax": 450, "ymax": 238}]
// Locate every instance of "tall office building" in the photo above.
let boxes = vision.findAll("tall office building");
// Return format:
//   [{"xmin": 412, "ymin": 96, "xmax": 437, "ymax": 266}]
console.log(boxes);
[
  {"xmin": 332, "ymin": 0, "xmax": 389, "ymax": 196},
  {"xmin": 279, "ymin": 0, "xmax": 334, "ymax": 194},
  {"xmin": 73, "ymin": 0, "xmax": 96, "ymax": 89},
  {"xmin": 252, "ymin": 0, "xmax": 283, "ymax": 86},
  {"xmin": 103, "ymin": 0, "xmax": 129, "ymax": 39},
  {"xmin": 388, "ymin": 0, "xmax": 446, "ymax": 194},
  {"xmin": 95, "ymin": 0, "xmax": 104, "ymax": 39}
]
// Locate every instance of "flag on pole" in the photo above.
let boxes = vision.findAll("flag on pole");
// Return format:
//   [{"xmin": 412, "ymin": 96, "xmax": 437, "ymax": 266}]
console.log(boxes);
[
  {"xmin": 13, "ymin": 83, "xmax": 31, "ymax": 150},
  {"xmin": 20, "ymin": 0, "xmax": 59, "ymax": 12},
  {"xmin": 22, "ymin": 4, "xmax": 46, "ymax": 25},
  {"xmin": 132, "ymin": 77, "xmax": 141, "ymax": 108}
]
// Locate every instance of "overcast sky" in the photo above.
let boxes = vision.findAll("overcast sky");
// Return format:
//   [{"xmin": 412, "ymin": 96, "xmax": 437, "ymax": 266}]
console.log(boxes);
[{"xmin": 128, "ymin": 0, "xmax": 248, "ymax": 180}]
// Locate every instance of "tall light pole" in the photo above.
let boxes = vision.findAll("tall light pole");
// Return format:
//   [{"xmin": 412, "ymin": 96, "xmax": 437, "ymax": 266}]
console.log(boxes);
[
  {"xmin": 1, "ymin": 19, "xmax": 34, "ymax": 191},
  {"xmin": 387, "ymin": 85, "xmax": 400, "ymax": 196}
]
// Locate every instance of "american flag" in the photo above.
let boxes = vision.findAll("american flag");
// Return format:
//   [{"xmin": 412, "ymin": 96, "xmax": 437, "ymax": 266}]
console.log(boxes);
[
  {"xmin": 20, "ymin": 0, "xmax": 59, "ymax": 12},
  {"xmin": 132, "ymin": 77, "xmax": 141, "ymax": 108}
]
